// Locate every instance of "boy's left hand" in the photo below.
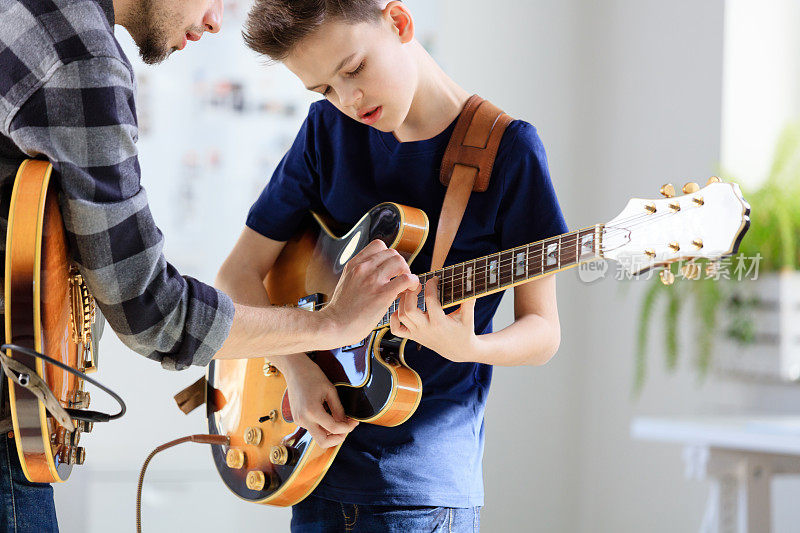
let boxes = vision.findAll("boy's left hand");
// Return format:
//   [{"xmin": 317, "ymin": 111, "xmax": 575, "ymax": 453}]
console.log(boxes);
[{"xmin": 389, "ymin": 277, "xmax": 476, "ymax": 363}]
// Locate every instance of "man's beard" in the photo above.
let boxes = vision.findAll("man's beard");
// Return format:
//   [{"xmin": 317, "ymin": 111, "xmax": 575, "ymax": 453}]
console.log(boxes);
[{"xmin": 127, "ymin": 0, "xmax": 174, "ymax": 65}]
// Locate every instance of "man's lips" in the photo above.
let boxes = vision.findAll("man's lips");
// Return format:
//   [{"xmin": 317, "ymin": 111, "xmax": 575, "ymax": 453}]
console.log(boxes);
[{"xmin": 178, "ymin": 32, "xmax": 202, "ymax": 51}]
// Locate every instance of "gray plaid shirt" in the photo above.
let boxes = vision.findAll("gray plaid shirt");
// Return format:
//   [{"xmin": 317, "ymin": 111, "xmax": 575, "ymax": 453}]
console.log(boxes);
[{"xmin": 0, "ymin": 0, "xmax": 234, "ymax": 370}]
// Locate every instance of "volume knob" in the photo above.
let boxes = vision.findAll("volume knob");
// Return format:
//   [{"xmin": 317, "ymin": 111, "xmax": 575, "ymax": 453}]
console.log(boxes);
[{"xmin": 226, "ymin": 448, "xmax": 245, "ymax": 469}]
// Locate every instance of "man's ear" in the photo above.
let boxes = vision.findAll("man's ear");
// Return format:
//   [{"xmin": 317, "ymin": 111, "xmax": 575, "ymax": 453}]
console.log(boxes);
[{"xmin": 383, "ymin": 1, "xmax": 414, "ymax": 43}]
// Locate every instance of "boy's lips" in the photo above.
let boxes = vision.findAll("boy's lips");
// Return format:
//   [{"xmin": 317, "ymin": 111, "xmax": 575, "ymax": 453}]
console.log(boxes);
[{"xmin": 357, "ymin": 106, "xmax": 383, "ymax": 125}]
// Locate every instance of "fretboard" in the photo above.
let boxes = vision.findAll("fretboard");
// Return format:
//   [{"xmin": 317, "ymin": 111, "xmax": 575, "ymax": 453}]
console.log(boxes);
[{"xmin": 377, "ymin": 226, "xmax": 600, "ymax": 328}]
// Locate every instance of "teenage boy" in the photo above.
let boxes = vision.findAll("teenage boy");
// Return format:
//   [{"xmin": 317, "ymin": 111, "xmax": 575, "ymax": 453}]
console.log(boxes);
[
  {"xmin": 216, "ymin": 0, "xmax": 567, "ymax": 531},
  {"xmin": 0, "ymin": 0, "xmax": 417, "ymax": 530}
]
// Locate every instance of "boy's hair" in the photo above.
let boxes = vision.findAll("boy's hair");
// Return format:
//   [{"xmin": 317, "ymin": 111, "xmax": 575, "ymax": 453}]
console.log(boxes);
[{"xmin": 243, "ymin": 0, "xmax": 384, "ymax": 61}]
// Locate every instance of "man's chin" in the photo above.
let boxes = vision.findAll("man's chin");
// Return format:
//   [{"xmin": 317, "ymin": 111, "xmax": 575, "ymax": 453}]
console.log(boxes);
[{"xmin": 136, "ymin": 36, "xmax": 171, "ymax": 65}]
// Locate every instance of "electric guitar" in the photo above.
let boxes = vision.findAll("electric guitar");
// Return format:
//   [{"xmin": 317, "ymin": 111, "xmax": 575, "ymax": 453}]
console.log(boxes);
[
  {"xmin": 207, "ymin": 178, "xmax": 750, "ymax": 506},
  {"xmin": 4, "ymin": 160, "xmax": 99, "ymax": 482}
]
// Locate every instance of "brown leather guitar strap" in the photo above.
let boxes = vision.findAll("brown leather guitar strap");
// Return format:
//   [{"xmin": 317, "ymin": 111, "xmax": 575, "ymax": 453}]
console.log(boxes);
[{"xmin": 430, "ymin": 95, "xmax": 514, "ymax": 272}]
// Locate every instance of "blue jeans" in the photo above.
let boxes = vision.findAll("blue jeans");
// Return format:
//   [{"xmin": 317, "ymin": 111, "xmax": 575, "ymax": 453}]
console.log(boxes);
[
  {"xmin": 0, "ymin": 433, "xmax": 59, "ymax": 532},
  {"xmin": 291, "ymin": 495, "xmax": 480, "ymax": 532}
]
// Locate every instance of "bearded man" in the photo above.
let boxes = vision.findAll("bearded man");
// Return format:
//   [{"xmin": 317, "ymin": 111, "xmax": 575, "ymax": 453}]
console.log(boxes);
[{"xmin": 0, "ymin": 1, "xmax": 419, "ymax": 530}]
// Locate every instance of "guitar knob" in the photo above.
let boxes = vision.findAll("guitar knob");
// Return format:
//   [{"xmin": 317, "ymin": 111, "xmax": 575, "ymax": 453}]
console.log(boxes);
[
  {"xmin": 78, "ymin": 420, "xmax": 94, "ymax": 433},
  {"xmin": 226, "ymin": 448, "xmax": 246, "ymax": 469},
  {"xmin": 244, "ymin": 427, "xmax": 263, "ymax": 446},
  {"xmin": 246, "ymin": 471, "xmax": 266, "ymax": 491},
  {"xmin": 659, "ymin": 184, "xmax": 676, "ymax": 198},
  {"xmin": 682, "ymin": 182, "xmax": 700, "ymax": 194},
  {"xmin": 75, "ymin": 447, "xmax": 86, "ymax": 466},
  {"xmin": 707, "ymin": 176, "xmax": 722, "ymax": 185},
  {"xmin": 245, "ymin": 470, "xmax": 278, "ymax": 492},
  {"xmin": 270, "ymin": 445, "xmax": 292, "ymax": 466},
  {"xmin": 659, "ymin": 269, "xmax": 675, "ymax": 286}
]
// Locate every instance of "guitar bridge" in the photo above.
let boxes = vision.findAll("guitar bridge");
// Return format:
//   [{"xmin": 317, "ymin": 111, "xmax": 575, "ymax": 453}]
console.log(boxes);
[{"xmin": 69, "ymin": 268, "xmax": 97, "ymax": 373}]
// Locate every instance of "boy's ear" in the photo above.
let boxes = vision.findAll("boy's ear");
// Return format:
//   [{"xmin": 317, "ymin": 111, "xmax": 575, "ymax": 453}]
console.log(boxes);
[{"xmin": 383, "ymin": 1, "xmax": 414, "ymax": 44}]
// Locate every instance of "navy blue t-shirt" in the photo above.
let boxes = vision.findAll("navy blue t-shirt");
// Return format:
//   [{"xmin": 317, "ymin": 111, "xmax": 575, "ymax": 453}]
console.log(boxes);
[{"xmin": 246, "ymin": 100, "xmax": 568, "ymax": 507}]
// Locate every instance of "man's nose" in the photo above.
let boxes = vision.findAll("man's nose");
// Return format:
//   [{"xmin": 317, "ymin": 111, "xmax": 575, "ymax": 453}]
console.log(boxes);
[{"xmin": 203, "ymin": 0, "xmax": 223, "ymax": 33}]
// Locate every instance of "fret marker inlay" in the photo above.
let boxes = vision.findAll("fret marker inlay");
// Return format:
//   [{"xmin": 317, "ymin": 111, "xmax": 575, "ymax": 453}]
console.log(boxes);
[{"xmin": 546, "ymin": 243, "xmax": 558, "ymax": 267}]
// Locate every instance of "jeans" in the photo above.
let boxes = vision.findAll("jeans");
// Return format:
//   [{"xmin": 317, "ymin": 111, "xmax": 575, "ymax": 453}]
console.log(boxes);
[
  {"xmin": 291, "ymin": 495, "xmax": 480, "ymax": 532},
  {"xmin": 0, "ymin": 433, "xmax": 59, "ymax": 532}
]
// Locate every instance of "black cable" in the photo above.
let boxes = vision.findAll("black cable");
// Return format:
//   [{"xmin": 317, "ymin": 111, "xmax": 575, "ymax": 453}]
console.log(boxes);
[{"xmin": 1, "ymin": 343, "xmax": 126, "ymax": 422}]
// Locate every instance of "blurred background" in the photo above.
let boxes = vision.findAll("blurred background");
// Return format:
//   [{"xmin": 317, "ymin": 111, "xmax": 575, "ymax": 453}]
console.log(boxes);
[{"xmin": 52, "ymin": 0, "xmax": 800, "ymax": 531}]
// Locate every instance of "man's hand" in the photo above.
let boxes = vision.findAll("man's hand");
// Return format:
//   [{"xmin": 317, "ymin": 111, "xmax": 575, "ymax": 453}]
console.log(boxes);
[
  {"xmin": 390, "ymin": 276, "xmax": 478, "ymax": 362},
  {"xmin": 320, "ymin": 239, "xmax": 419, "ymax": 348},
  {"xmin": 280, "ymin": 355, "xmax": 358, "ymax": 449}
]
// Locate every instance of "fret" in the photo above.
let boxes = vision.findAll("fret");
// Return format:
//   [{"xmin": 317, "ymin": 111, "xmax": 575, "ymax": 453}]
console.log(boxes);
[
  {"xmin": 475, "ymin": 256, "xmax": 488, "ymax": 297},
  {"xmin": 452, "ymin": 263, "xmax": 464, "ymax": 303},
  {"xmin": 498, "ymin": 250, "xmax": 513, "ymax": 288},
  {"xmin": 464, "ymin": 259, "xmax": 476, "ymax": 299},
  {"xmin": 442, "ymin": 265, "xmax": 455, "ymax": 306}
]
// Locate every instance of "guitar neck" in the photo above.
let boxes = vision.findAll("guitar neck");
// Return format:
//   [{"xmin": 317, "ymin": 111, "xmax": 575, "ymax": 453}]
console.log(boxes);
[{"xmin": 377, "ymin": 225, "xmax": 601, "ymax": 328}]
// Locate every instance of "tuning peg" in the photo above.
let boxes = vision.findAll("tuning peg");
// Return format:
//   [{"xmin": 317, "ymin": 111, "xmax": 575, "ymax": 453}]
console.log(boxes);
[
  {"xmin": 668, "ymin": 242, "xmax": 680, "ymax": 253},
  {"xmin": 660, "ymin": 184, "xmax": 676, "ymax": 198},
  {"xmin": 707, "ymin": 176, "xmax": 722, "ymax": 185},
  {"xmin": 692, "ymin": 239, "xmax": 704, "ymax": 249},
  {"xmin": 659, "ymin": 269, "xmax": 675, "ymax": 286},
  {"xmin": 682, "ymin": 182, "xmax": 700, "ymax": 194}
]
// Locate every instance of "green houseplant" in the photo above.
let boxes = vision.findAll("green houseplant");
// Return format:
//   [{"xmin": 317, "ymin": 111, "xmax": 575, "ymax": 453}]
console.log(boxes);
[{"xmin": 634, "ymin": 123, "xmax": 800, "ymax": 393}]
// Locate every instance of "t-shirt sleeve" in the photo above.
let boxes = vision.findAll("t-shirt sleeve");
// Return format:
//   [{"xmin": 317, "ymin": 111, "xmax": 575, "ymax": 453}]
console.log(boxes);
[
  {"xmin": 496, "ymin": 122, "xmax": 568, "ymax": 249},
  {"xmin": 246, "ymin": 106, "xmax": 321, "ymax": 241}
]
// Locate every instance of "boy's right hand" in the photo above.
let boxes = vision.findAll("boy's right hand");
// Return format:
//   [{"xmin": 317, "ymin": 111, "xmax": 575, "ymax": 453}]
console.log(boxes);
[
  {"xmin": 280, "ymin": 355, "xmax": 358, "ymax": 449},
  {"xmin": 321, "ymin": 239, "xmax": 420, "ymax": 348}
]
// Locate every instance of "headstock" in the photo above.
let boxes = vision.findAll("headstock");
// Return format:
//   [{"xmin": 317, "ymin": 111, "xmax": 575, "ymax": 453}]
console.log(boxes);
[{"xmin": 601, "ymin": 177, "xmax": 751, "ymax": 279}]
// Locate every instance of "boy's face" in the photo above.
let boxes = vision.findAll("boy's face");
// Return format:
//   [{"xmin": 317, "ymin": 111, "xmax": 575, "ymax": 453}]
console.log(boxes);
[
  {"xmin": 125, "ymin": 0, "xmax": 223, "ymax": 64},
  {"xmin": 285, "ymin": 16, "xmax": 417, "ymax": 133}
]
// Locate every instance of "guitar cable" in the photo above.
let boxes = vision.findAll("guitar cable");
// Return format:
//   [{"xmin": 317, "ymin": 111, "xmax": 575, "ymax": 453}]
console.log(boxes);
[
  {"xmin": 136, "ymin": 434, "xmax": 230, "ymax": 533},
  {"xmin": 1, "ymin": 343, "xmax": 126, "ymax": 423}
]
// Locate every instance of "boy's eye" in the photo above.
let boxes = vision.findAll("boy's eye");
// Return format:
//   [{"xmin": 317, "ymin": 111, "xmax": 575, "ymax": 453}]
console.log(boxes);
[{"xmin": 347, "ymin": 60, "xmax": 366, "ymax": 77}]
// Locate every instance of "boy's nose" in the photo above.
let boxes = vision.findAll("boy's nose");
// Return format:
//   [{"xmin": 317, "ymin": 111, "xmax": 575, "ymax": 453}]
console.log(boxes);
[
  {"xmin": 341, "ymin": 88, "xmax": 363, "ymax": 110},
  {"xmin": 203, "ymin": 0, "xmax": 223, "ymax": 33}
]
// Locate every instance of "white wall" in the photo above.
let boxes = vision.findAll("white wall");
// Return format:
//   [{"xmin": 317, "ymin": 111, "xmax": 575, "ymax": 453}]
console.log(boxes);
[{"xmin": 441, "ymin": 1, "xmax": 800, "ymax": 532}]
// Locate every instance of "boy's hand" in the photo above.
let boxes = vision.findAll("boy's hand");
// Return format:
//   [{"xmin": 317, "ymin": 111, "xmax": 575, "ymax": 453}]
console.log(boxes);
[
  {"xmin": 321, "ymin": 239, "xmax": 419, "ymax": 348},
  {"xmin": 389, "ymin": 277, "xmax": 477, "ymax": 363},
  {"xmin": 280, "ymin": 355, "xmax": 358, "ymax": 449}
]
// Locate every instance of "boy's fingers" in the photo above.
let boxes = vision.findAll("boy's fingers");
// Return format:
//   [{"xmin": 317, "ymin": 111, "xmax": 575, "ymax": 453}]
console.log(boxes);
[{"xmin": 424, "ymin": 277, "xmax": 446, "ymax": 321}]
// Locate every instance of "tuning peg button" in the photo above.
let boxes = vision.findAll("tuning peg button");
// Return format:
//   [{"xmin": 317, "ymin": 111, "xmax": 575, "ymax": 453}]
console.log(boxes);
[
  {"xmin": 707, "ymin": 176, "xmax": 722, "ymax": 185},
  {"xmin": 660, "ymin": 184, "xmax": 676, "ymax": 198},
  {"xmin": 683, "ymin": 182, "xmax": 700, "ymax": 194},
  {"xmin": 660, "ymin": 270, "xmax": 675, "ymax": 286}
]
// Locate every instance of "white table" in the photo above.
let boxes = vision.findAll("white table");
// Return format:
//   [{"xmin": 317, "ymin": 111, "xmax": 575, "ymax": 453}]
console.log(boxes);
[{"xmin": 631, "ymin": 416, "xmax": 800, "ymax": 533}]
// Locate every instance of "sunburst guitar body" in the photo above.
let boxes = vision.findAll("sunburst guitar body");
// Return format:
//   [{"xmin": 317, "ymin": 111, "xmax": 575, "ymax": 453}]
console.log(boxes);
[
  {"xmin": 4, "ymin": 159, "xmax": 98, "ymax": 482},
  {"xmin": 207, "ymin": 203, "xmax": 428, "ymax": 505}
]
